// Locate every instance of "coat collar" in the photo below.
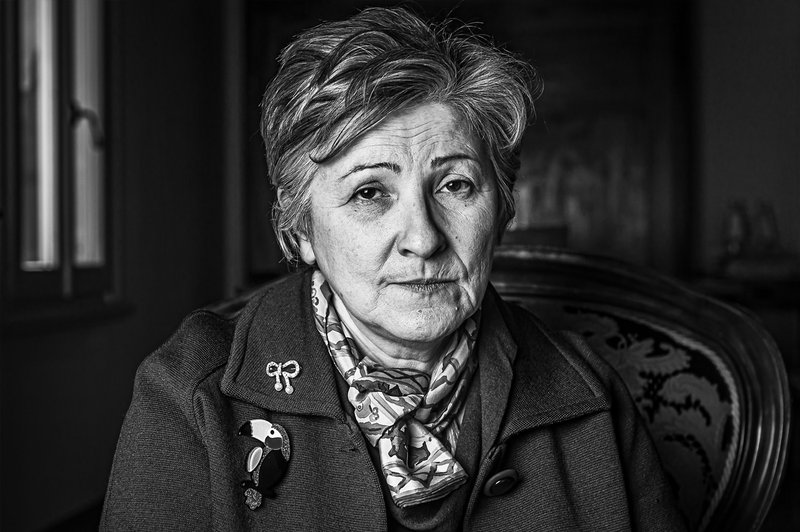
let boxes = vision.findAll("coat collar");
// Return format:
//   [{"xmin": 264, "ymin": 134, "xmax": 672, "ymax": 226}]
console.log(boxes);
[
  {"xmin": 220, "ymin": 270, "xmax": 346, "ymax": 421},
  {"xmin": 219, "ymin": 271, "xmax": 611, "ymax": 439},
  {"xmin": 475, "ymin": 284, "xmax": 516, "ymax": 453},
  {"xmin": 489, "ymin": 286, "xmax": 612, "ymax": 442}
]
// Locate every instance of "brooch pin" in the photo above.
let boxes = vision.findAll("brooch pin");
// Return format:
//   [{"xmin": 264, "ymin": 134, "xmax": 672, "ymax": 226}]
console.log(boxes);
[
  {"xmin": 238, "ymin": 419, "xmax": 291, "ymax": 510},
  {"xmin": 266, "ymin": 360, "xmax": 301, "ymax": 394}
]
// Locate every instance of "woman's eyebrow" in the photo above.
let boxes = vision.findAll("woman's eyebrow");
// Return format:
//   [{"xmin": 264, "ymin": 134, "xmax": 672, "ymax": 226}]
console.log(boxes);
[
  {"xmin": 430, "ymin": 153, "xmax": 478, "ymax": 168},
  {"xmin": 339, "ymin": 161, "xmax": 401, "ymax": 181}
]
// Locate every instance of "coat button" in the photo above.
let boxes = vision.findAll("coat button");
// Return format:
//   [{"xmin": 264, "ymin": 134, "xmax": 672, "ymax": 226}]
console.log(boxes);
[{"xmin": 483, "ymin": 468, "xmax": 519, "ymax": 497}]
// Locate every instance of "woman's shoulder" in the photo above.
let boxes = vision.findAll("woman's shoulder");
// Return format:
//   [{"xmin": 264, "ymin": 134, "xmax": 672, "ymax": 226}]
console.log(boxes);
[
  {"xmin": 136, "ymin": 271, "xmax": 308, "ymax": 402},
  {"xmin": 496, "ymin": 294, "xmax": 627, "ymax": 401},
  {"xmin": 133, "ymin": 309, "xmax": 237, "ymax": 408}
]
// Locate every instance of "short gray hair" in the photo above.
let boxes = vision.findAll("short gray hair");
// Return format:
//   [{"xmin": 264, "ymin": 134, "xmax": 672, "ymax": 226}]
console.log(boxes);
[{"xmin": 260, "ymin": 7, "xmax": 541, "ymax": 263}]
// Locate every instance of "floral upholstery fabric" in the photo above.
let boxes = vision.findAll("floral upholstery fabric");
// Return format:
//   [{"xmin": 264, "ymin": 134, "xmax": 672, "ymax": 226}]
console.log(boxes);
[{"xmin": 520, "ymin": 301, "xmax": 740, "ymax": 531}]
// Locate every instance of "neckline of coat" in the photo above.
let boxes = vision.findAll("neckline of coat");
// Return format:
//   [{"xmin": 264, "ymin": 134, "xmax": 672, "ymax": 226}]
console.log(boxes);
[{"xmin": 218, "ymin": 269, "xmax": 611, "ymax": 445}]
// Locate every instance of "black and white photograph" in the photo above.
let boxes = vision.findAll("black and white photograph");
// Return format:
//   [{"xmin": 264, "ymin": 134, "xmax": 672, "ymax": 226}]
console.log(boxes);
[{"xmin": 0, "ymin": 0, "xmax": 798, "ymax": 530}]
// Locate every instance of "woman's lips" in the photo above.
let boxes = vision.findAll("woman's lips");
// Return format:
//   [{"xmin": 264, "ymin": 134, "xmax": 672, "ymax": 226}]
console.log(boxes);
[{"xmin": 392, "ymin": 279, "xmax": 456, "ymax": 292}]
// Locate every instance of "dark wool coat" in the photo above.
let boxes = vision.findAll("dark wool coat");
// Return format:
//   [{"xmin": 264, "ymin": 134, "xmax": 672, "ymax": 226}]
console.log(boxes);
[{"xmin": 102, "ymin": 271, "xmax": 686, "ymax": 531}]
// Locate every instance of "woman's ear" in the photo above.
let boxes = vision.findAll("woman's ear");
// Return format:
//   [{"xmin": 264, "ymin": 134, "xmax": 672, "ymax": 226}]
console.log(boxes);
[
  {"xmin": 277, "ymin": 186, "xmax": 317, "ymax": 266},
  {"xmin": 297, "ymin": 232, "xmax": 316, "ymax": 265}
]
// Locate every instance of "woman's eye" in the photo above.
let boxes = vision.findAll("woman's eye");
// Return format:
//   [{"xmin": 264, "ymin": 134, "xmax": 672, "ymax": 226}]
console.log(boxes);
[
  {"xmin": 441, "ymin": 179, "xmax": 474, "ymax": 194},
  {"xmin": 354, "ymin": 187, "xmax": 380, "ymax": 201}
]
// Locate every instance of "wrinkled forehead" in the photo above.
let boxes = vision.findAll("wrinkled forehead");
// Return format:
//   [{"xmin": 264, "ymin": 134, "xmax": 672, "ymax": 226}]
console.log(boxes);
[{"xmin": 314, "ymin": 103, "xmax": 488, "ymax": 172}]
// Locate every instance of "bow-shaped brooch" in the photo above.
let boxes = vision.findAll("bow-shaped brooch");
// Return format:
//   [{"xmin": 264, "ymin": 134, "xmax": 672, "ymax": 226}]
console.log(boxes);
[{"xmin": 266, "ymin": 360, "xmax": 301, "ymax": 394}]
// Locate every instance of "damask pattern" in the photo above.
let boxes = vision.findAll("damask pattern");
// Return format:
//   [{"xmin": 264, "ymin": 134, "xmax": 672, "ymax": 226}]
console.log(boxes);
[{"xmin": 536, "ymin": 303, "xmax": 740, "ymax": 531}]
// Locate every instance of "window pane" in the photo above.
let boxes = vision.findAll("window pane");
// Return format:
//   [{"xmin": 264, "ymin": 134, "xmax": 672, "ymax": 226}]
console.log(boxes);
[
  {"xmin": 72, "ymin": 0, "xmax": 104, "ymax": 266},
  {"xmin": 19, "ymin": 0, "xmax": 59, "ymax": 271}
]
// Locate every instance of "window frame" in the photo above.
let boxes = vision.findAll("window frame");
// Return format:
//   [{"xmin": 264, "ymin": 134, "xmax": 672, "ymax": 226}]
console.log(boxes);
[{"xmin": 1, "ymin": 0, "xmax": 123, "ymax": 326}]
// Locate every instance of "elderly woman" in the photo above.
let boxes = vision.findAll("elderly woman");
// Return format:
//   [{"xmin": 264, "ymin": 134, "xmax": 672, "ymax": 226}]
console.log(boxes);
[{"xmin": 103, "ymin": 7, "xmax": 685, "ymax": 531}]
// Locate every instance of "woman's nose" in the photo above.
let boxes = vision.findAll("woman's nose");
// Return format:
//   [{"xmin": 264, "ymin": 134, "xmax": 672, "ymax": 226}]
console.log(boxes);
[{"xmin": 396, "ymin": 197, "xmax": 446, "ymax": 259}]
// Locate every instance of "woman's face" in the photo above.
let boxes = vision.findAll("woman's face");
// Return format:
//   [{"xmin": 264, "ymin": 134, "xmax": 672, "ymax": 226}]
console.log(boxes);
[{"xmin": 299, "ymin": 103, "xmax": 500, "ymax": 356}]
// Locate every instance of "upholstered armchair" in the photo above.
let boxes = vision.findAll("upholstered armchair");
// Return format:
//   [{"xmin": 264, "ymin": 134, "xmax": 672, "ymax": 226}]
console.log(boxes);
[{"xmin": 491, "ymin": 246, "xmax": 791, "ymax": 531}]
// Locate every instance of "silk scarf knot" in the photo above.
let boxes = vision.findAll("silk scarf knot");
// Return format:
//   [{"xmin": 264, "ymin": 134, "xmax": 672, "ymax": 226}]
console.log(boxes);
[{"xmin": 310, "ymin": 270, "xmax": 478, "ymax": 507}]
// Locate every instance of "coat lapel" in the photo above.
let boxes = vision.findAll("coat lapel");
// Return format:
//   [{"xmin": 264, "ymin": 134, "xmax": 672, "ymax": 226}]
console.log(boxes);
[
  {"xmin": 220, "ymin": 271, "xmax": 346, "ymax": 421},
  {"xmin": 476, "ymin": 285, "xmax": 516, "ymax": 454},
  {"xmin": 479, "ymin": 286, "xmax": 612, "ymax": 446}
]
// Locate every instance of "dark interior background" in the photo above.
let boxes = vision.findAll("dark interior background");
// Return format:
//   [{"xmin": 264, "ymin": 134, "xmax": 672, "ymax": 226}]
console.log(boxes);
[{"xmin": 1, "ymin": 0, "xmax": 798, "ymax": 530}]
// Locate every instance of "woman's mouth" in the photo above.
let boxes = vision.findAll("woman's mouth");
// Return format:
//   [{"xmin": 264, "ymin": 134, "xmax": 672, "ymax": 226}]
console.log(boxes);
[{"xmin": 394, "ymin": 279, "xmax": 455, "ymax": 292}]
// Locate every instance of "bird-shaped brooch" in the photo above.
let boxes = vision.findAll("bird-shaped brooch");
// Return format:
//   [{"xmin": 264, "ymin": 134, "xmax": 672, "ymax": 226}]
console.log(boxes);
[{"xmin": 238, "ymin": 419, "xmax": 291, "ymax": 510}]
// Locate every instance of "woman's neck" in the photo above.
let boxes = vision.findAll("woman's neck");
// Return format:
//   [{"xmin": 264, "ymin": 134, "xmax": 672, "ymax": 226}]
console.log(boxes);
[{"xmin": 332, "ymin": 295, "xmax": 445, "ymax": 375}]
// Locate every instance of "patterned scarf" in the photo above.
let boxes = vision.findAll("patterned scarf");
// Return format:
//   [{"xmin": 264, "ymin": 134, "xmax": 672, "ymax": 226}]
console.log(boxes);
[{"xmin": 310, "ymin": 271, "xmax": 478, "ymax": 507}]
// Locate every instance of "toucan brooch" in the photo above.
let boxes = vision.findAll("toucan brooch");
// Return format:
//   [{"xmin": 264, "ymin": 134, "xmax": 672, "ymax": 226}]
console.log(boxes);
[{"xmin": 238, "ymin": 419, "xmax": 290, "ymax": 510}]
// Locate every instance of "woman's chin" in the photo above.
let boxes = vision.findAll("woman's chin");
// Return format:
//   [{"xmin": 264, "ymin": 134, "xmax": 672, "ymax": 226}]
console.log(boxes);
[
  {"xmin": 369, "ymin": 288, "xmax": 480, "ymax": 346},
  {"xmin": 380, "ymin": 311, "xmax": 466, "ymax": 348}
]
